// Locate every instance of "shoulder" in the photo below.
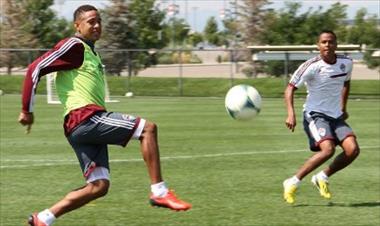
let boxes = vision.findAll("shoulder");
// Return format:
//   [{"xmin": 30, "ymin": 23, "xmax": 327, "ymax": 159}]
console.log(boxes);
[
  {"xmin": 296, "ymin": 55, "xmax": 322, "ymax": 74},
  {"xmin": 336, "ymin": 54, "xmax": 352, "ymax": 61},
  {"xmin": 53, "ymin": 37, "xmax": 84, "ymax": 53},
  {"xmin": 336, "ymin": 54, "xmax": 353, "ymax": 64}
]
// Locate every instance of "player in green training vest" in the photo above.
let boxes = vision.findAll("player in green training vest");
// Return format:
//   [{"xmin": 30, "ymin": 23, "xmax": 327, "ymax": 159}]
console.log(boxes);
[{"xmin": 19, "ymin": 5, "xmax": 191, "ymax": 226}]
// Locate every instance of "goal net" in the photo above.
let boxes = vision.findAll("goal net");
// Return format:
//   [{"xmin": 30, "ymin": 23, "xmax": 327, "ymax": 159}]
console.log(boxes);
[{"xmin": 46, "ymin": 73, "xmax": 118, "ymax": 104}]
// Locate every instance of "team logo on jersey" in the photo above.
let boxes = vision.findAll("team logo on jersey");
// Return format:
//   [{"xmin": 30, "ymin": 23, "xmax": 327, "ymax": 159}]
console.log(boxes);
[
  {"xmin": 318, "ymin": 128, "xmax": 326, "ymax": 137},
  {"xmin": 340, "ymin": 63, "xmax": 346, "ymax": 72}
]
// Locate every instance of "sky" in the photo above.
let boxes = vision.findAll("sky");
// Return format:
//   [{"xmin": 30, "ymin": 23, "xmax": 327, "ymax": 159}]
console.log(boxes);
[{"xmin": 51, "ymin": 0, "xmax": 380, "ymax": 32}]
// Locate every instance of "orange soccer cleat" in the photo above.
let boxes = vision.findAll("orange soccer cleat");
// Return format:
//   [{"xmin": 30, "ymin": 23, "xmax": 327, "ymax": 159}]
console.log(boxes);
[{"xmin": 150, "ymin": 190, "xmax": 192, "ymax": 211}]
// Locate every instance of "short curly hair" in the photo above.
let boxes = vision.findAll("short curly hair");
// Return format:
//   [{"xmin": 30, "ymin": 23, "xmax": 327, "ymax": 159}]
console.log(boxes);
[{"xmin": 73, "ymin": 5, "xmax": 98, "ymax": 22}]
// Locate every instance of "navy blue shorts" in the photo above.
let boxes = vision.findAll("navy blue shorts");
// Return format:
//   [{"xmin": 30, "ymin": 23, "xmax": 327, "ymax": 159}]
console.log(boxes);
[
  {"xmin": 303, "ymin": 111, "xmax": 355, "ymax": 151},
  {"xmin": 67, "ymin": 111, "xmax": 145, "ymax": 177}
]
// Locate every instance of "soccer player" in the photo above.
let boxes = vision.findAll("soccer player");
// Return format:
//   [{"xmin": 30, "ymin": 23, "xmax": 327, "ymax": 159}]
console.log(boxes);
[
  {"xmin": 18, "ymin": 5, "xmax": 191, "ymax": 226},
  {"xmin": 282, "ymin": 30, "xmax": 360, "ymax": 204}
]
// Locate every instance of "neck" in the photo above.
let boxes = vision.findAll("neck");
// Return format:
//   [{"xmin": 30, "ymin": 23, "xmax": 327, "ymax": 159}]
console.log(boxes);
[
  {"xmin": 321, "ymin": 54, "xmax": 336, "ymax": 64},
  {"xmin": 75, "ymin": 34, "xmax": 95, "ymax": 50}
]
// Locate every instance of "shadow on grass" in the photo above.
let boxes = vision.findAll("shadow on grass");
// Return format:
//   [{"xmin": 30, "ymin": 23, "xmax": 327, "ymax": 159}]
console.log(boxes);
[{"xmin": 293, "ymin": 201, "xmax": 380, "ymax": 208}]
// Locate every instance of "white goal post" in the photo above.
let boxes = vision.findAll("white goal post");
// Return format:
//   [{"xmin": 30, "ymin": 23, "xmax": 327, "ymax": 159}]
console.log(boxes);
[{"xmin": 46, "ymin": 73, "xmax": 118, "ymax": 104}]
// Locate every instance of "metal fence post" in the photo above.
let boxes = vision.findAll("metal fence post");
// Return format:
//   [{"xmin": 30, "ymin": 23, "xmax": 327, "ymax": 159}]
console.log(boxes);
[{"xmin": 178, "ymin": 49, "xmax": 183, "ymax": 96}]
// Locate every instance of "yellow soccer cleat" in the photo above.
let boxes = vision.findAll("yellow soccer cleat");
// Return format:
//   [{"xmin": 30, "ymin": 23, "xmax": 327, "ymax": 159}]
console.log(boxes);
[
  {"xmin": 311, "ymin": 175, "xmax": 332, "ymax": 199},
  {"xmin": 283, "ymin": 179, "xmax": 298, "ymax": 204}
]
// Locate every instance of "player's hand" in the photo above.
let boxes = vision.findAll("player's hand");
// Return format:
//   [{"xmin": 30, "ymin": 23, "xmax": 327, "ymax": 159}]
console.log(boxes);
[
  {"xmin": 285, "ymin": 115, "xmax": 296, "ymax": 132},
  {"xmin": 18, "ymin": 112, "xmax": 34, "ymax": 134}
]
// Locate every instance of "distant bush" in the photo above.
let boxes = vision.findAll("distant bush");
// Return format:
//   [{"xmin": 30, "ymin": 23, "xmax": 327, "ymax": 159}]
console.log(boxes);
[{"xmin": 157, "ymin": 52, "xmax": 202, "ymax": 64}]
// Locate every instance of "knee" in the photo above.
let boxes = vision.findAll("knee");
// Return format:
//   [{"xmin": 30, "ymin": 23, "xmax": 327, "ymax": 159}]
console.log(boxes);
[
  {"xmin": 347, "ymin": 146, "xmax": 360, "ymax": 159},
  {"xmin": 320, "ymin": 145, "xmax": 335, "ymax": 158},
  {"xmin": 143, "ymin": 121, "xmax": 158, "ymax": 135},
  {"xmin": 89, "ymin": 179, "xmax": 110, "ymax": 198},
  {"xmin": 342, "ymin": 137, "xmax": 360, "ymax": 159}
]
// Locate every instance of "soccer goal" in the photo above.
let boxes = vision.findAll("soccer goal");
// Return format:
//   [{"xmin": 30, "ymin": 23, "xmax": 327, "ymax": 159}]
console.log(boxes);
[{"xmin": 46, "ymin": 73, "xmax": 118, "ymax": 104}]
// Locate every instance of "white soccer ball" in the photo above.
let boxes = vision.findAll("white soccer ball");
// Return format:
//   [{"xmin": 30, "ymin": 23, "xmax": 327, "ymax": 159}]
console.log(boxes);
[
  {"xmin": 225, "ymin": 84, "xmax": 262, "ymax": 120},
  {"xmin": 125, "ymin": 92, "xmax": 134, "ymax": 97}
]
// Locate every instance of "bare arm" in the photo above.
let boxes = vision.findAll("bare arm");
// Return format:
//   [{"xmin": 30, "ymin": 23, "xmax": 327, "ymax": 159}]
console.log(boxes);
[
  {"xmin": 284, "ymin": 84, "xmax": 297, "ymax": 132},
  {"xmin": 341, "ymin": 80, "xmax": 350, "ymax": 120}
]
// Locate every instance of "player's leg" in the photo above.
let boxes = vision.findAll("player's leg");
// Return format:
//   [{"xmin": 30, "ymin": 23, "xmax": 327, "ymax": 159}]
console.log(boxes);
[
  {"xmin": 283, "ymin": 140, "xmax": 335, "ymax": 203},
  {"xmin": 29, "ymin": 174, "xmax": 110, "ymax": 226},
  {"xmin": 50, "ymin": 177, "xmax": 110, "ymax": 217},
  {"xmin": 295, "ymin": 140, "xmax": 336, "ymax": 180},
  {"xmin": 311, "ymin": 121, "xmax": 360, "ymax": 199},
  {"xmin": 138, "ymin": 121, "xmax": 163, "ymax": 184},
  {"xmin": 283, "ymin": 112, "xmax": 335, "ymax": 203},
  {"xmin": 324, "ymin": 136, "xmax": 360, "ymax": 177},
  {"xmin": 88, "ymin": 112, "xmax": 191, "ymax": 211},
  {"xmin": 28, "ymin": 119, "xmax": 112, "ymax": 226},
  {"xmin": 321, "ymin": 119, "xmax": 360, "ymax": 177},
  {"xmin": 137, "ymin": 120, "xmax": 191, "ymax": 211}
]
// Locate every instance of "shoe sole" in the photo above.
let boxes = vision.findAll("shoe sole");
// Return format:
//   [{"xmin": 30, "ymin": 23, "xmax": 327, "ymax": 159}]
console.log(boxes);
[{"xmin": 149, "ymin": 199, "xmax": 190, "ymax": 211}]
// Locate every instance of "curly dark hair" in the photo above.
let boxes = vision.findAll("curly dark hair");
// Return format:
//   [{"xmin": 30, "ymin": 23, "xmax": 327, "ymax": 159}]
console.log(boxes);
[{"xmin": 73, "ymin": 5, "xmax": 98, "ymax": 22}]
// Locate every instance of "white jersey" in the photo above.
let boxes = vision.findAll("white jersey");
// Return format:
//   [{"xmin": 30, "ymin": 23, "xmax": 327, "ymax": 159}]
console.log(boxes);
[{"xmin": 289, "ymin": 54, "xmax": 353, "ymax": 118}]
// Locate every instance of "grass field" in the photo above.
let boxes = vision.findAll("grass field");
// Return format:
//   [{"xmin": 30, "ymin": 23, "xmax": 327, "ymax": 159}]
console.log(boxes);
[
  {"xmin": 1, "ymin": 75, "xmax": 379, "ymax": 98},
  {"xmin": 1, "ymin": 94, "xmax": 379, "ymax": 226}
]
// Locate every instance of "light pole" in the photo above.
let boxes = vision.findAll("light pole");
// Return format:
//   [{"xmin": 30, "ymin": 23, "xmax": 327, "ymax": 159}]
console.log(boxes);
[
  {"xmin": 167, "ymin": 2, "xmax": 179, "ymax": 47},
  {"xmin": 192, "ymin": 6, "xmax": 199, "ymax": 32}
]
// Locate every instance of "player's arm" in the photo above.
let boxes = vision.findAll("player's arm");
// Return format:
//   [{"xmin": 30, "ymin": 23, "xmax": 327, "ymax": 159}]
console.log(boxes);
[
  {"xmin": 284, "ymin": 84, "xmax": 297, "ymax": 132},
  {"xmin": 19, "ymin": 38, "xmax": 84, "ymax": 133},
  {"xmin": 341, "ymin": 80, "xmax": 350, "ymax": 120}
]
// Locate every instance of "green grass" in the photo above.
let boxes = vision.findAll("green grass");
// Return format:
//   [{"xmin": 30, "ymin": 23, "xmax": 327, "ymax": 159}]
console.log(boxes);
[
  {"xmin": 1, "ymin": 75, "xmax": 379, "ymax": 98},
  {"xmin": 1, "ymin": 95, "xmax": 379, "ymax": 226}
]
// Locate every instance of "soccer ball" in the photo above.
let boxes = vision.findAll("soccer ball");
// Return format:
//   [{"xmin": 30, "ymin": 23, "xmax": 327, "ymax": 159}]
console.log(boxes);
[{"xmin": 225, "ymin": 84, "xmax": 262, "ymax": 120}]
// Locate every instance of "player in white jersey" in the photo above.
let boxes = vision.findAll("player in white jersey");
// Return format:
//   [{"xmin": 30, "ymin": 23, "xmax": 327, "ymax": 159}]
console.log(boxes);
[{"xmin": 282, "ymin": 30, "xmax": 360, "ymax": 204}]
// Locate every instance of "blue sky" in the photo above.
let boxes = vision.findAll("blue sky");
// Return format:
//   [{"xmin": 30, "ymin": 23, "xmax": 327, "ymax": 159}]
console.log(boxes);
[{"xmin": 52, "ymin": 0, "xmax": 380, "ymax": 32}]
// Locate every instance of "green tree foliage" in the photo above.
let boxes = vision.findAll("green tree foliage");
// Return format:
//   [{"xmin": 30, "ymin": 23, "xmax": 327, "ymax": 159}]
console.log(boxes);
[
  {"xmin": 0, "ymin": 0, "xmax": 72, "ymax": 74},
  {"xmin": 346, "ymin": 9, "xmax": 380, "ymax": 69},
  {"xmin": 187, "ymin": 31, "xmax": 204, "ymax": 47},
  {"xmin": 22, "ymin": 0, "xmax": 72, "ymax": 48},
  {"xmin": 0, "ymin": 1, "xmax": 35, "ymax": 74},
  {"xmin": 252, "ymin": 2, "xmax": 350, "ymax": 76},
  {"xmin": 100, "ymin": 0, "xmax": 167, "ymax": 75},
  {"xmin": 203, "ymin": 17, "xmax": 220, "ymax": 45},
  {"xmin": 164, "ymin": 17, "xmax": 191, "ymax": 47}
]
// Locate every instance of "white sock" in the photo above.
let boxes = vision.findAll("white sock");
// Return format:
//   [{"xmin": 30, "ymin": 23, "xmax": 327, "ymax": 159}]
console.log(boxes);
[
  {"xmin": 317, "ymin": 171, "xmax": 329, "ymax": 181},
  {"xmin": 288, "ymin": 176, "xmax": 301, "ymax": 187},
  {"xmin": 151, "ymin": 181, "xmax": 168, "ymax": 197},
  {"xmin": 37, "ymin": 209, "xmax": 56, "ymax": 226}
]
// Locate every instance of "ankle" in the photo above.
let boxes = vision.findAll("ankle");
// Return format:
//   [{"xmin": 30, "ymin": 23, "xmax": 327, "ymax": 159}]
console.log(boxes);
[
  {"xmin": 151, "ymin": 181, "xmax": 168, "ymax": 197},
  {"xmin": 37, "ymin": 209, "xmax": 56, "ymax": 226}
]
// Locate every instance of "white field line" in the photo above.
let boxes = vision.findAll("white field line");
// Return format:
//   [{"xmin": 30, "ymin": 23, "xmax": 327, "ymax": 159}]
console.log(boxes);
[{"xmin": 1, "ymin": 145, "xmax": 379, "ymax": 169}]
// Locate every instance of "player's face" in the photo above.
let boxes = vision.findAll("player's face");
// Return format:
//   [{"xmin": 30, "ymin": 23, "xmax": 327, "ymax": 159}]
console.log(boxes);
[
  {"xmin": 317, "ymin": 33, "xmax": 337, "ymax": 59},
  {"xmin": 74, "ymin": 10, "xmax": 102, "ymax": 42}
]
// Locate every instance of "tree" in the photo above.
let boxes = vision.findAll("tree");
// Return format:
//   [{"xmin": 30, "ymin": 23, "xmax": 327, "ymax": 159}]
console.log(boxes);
[
  {"xmin": 346, "ymin": 9, "xmax": 380, "ymax": 70},
  {"xmin": 254, "ymin": 2, "xmax": 349, "ymax": 76},
  {"xmin": 203, "ymin": 17, "xmax": 220, "ymax": 45},
  {"xmin": 99, "ymin": 0, "xmax": 136, "ymax": 76},
  {"xmin": 22, "ymin": 0, "xmax": 73, "ymax": 48},
  {"xmin": 100, "ymin": 0, "xmax": 167, "ymax": 75},
  {"xmin": 163, "ymin": 17, "xmax": 191, "ymax": 47},
  {"xmin": 0, "ymin": 1, "xmax": 35, "ymax": 74},
  {"xmin": 0, "ymin": 0, "xmax": 72, "ymax": 74},
  {"xmin": 238, "ymin": 0, "xmax": 269, "ymax": 46}
]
